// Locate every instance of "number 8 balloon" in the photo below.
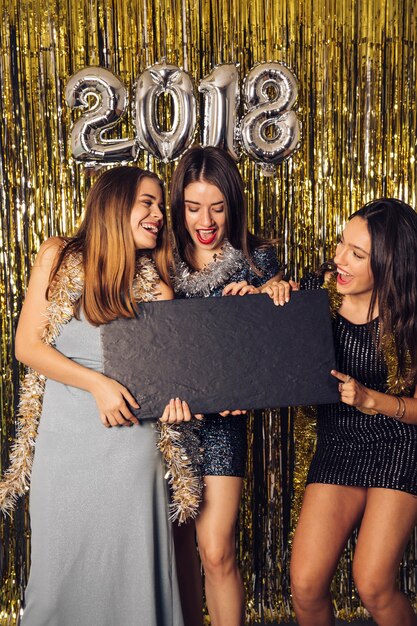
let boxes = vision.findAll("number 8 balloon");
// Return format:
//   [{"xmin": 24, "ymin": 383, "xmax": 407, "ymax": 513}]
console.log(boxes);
[{"xmin": 240, "ymin": 62, "xmax": 301, "ymax": 174}]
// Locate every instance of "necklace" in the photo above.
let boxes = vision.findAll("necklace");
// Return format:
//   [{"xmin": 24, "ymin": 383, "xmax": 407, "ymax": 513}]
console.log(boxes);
[{"xmin": 173, "ymin": 240, "xmax": 246, "ymax": 297}]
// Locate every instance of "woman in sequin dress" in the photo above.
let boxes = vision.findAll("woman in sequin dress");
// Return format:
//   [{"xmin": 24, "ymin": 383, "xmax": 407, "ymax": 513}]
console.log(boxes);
[
  {"xmin": 15, "ymin": 167, "xmax": 190, "ymax": 626},
  {"xmin": 290, "ymin": 199, "xmax": 417, "ymax": 626},
  {"xmin": 169, "ymin": 146, "xmax": 287, "ymax": 626}
]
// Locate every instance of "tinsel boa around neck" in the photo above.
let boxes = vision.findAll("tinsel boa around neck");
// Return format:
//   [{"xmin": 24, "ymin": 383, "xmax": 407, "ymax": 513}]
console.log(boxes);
[
  {"xmin": 0, "ymin": 252, "xmax": 203, "ymax": 523},
  {"xmin": 172, "ymin": 240, "xmax": 247, "ymax": 297}
]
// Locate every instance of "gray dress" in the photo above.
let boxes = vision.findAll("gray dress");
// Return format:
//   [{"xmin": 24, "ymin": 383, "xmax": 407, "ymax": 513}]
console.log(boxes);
[{"xmin": 22, "ymin": 315, "xmax": 184, "ymax": 626}]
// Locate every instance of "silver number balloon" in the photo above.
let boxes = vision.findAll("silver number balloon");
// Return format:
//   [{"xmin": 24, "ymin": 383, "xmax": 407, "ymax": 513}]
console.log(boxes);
[
  {"xmin": 199, "ymin": 64, "xmax": 240, "ymax": 160},
  {"xmin": 240, "ymin": 62, "xmax": 300, "ymax": 173},
  {"xmin": 134, "ymin": 61, "xmax": 197, "ymax": 162},
  {"xmin": 65, "ymin": 67, "xmax": 136, "ymax": 164}
]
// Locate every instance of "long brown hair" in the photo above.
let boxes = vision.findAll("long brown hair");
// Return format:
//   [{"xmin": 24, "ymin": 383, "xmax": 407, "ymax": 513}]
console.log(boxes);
[
  {"xmin": 352, "ymin": 198, "xmax": 417, "ymax": 381},
  {"xmin": 48, "ymin": 166, "xmax": 172, "ymax": 325},
  {"xmin": 170, "ymin": 146, "xmax": 275, "ymax": 271}
]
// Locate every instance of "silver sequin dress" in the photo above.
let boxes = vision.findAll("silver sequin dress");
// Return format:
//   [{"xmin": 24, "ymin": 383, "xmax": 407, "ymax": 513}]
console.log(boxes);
[
  {"xmin": 173, "ymin": 244, "xmax": 282, "ymax": 477},
  {"xmin": 303, "ymin": 275, "xmax": 417, "ymax": 494},
  {"xmin": 22, "ymin": 313, "xmax": 184, "ymax": 626}
]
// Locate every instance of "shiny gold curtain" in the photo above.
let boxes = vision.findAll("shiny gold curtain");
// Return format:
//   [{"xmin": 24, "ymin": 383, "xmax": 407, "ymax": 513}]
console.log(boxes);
[{"xmin": 1, "ymin": 0, "xmax": 416, "ymax": 622}]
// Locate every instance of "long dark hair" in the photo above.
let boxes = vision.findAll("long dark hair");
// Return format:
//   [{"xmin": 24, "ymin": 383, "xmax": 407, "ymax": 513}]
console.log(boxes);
[
  {"xmin": 48, "ymin": 166, "xmax": 171, "ymax": 325},
  {"xmin": 352, "ymin": 198, "xmax": 417, "ymax": 382},
  {"xmin": 170, "ymin": 146, "xmax": 273, "ymax": 271}
]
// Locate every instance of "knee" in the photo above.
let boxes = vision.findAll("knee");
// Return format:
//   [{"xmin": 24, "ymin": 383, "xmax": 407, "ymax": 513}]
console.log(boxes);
[
  {"xmin": 199, "ymin": 539, "xmax": 236, "ymax": 578},
  {"xmin": 290, "ymin": 567, "xmax": 329, "ymax": 609},
  {"xmin": 353, "ymin": 566, "xmax": 394, "ymax": 612}
]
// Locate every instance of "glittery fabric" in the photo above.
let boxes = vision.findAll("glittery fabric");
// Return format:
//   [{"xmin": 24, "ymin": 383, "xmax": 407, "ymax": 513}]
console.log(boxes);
[
  {"xmin": 302, "ymin": 275, "xmax": 417, "ymax": 494},
  {"xmin": 173, "ymin": 241, "xmax": 282, "ymax": 298},
  {"xmin": 174, "ymin": 243, "xmax": 281, "ymax": 476}
]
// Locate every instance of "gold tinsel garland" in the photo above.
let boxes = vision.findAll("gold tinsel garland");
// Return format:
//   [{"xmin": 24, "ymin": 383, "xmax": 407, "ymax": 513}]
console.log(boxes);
[
  {"xmin": 1, "ymin": 0, "xmax": 417, "ymax": 620},
  {"xmin": 0, "ymin": 252, "xmax": 202, "ymax": 522},
  {"xmin": 156, "ymin": 420, "xmax": 203, "ymax": 523},
  {"xmin": 0, "ymin": 253, "xmax": 84, "ymax": 515}
]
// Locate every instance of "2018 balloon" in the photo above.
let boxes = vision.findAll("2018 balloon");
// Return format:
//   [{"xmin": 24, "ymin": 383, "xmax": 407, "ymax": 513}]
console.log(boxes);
[
  {"xmin": 65, "ymin": 67, "xmax": 136, "ymax": 164},
  {"xmin": 240, "ymin": 62, "xmax": 300, "ymax": 174},
  {"xmin": 66, "ymin": 62, "xmax": 301, "ymax": 171},
  {"xmin": 134, "ymin": 61, "xmax": 197, "ymax": 162}
]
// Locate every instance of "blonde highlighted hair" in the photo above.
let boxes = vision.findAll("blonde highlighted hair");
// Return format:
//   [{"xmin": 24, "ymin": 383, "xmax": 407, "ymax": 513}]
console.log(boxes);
[{"xmin": 48, "ymin": 166, "xmax": 172, "ymax": 325}]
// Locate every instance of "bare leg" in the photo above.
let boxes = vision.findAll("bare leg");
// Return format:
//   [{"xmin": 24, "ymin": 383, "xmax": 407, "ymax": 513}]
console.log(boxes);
[
  {"xmin": 172, "ymin": 519, "xmax": 204, "ymax": 626},
  {"xmin": 195, "ymin": 476, "xmax": 244, "ymax": 626},
  {"xmin": 290, "ymin": 483, "xmax": 367, "ymax": 626},
  {"xmin": 353, "ymin": 488, "xmax": 417, "ymax": 626}
]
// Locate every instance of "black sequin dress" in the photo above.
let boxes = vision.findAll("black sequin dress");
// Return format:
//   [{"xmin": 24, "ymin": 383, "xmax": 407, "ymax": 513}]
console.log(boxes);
[
  {"xmin": 302, "ymin": 275, "xmax": 417, "ymax": 495},
  {"xmin": 173, "ymin": 243, "xmax": 282, "ymax": 476}
]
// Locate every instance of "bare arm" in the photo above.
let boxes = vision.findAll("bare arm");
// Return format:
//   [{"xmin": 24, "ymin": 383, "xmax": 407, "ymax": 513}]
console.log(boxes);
[
  {"xmin": 153, "ymin": 279, "xmax": 174, "ymax": 301},
  {"xmin": 15, "ymin": 239, "xmax": 140, "ymax": 427}
]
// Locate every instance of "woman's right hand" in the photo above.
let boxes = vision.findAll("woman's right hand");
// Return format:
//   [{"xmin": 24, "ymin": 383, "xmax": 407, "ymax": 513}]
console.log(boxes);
[
  {"xmin": 89, "ymin": 373, "xmax": 140, "ymax": 428},
  {"xmin": 160, "ymin": 399, "xmax": 205, "ymax": 423}
]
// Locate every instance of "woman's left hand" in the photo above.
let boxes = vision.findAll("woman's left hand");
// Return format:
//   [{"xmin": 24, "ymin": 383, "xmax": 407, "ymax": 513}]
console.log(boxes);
[
  {"xmin": 331, "ymin": 369, "xmax": 374, "ymax": 410},
  {"xmin": 222, "ymin": 279, "xmax": 292, "ymax": 306},
  {"xmin": 159, "ymin": 399, "xmax": 204, "ymax": 423},
  {"xmin": 259, "ymin": 280, "xmax": 291, "ymax": 306},
  {"xmin": 222, "ymin": 281, "xmax": 258, "ymax": 296},
  {"xmin": 219, "ymin": 409, "xmax": 247, "ymax": 417},
  {"xmin": 160, "ymin": 398, "xmax": 192, "ymax": 423}
]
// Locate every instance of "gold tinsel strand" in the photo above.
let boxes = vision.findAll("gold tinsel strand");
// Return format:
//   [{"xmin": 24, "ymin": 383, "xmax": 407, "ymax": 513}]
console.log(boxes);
[{"xmin": 1, "ymin": 0, "xmax": 417, "ymax": 622}]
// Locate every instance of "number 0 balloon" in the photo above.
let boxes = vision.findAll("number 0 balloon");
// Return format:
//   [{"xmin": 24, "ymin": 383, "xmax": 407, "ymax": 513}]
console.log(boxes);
[{"xmin": 134, "ymin": 61, "xmax": 197, "ymax": 162}]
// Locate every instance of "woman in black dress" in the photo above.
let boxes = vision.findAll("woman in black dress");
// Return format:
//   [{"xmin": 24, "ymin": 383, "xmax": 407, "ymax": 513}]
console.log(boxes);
[{"xmin": 290, "ymin": 198, "xmax": 417, "ymax": 626}]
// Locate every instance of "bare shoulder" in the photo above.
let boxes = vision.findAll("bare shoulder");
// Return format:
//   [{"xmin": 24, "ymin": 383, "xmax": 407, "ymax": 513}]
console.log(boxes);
[
  {"xmin": 33, "ymin": 237, "xmax": 65, "ymax": 269},
  {"xmin": 153, "ymin": 280, "xmax": 174, "ymax": 301}
]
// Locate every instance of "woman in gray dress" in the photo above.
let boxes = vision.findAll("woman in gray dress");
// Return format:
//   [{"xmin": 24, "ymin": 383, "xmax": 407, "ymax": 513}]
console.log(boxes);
[{"xmin": 15, "ymin": 166, "xmax": 188, "ymax": 626}]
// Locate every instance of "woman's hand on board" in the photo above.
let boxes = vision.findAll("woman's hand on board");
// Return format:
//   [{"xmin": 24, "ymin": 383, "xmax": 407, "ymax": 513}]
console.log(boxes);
[
  {"xmin": 222, "ymin": 281, "xmax": 258, "ymax": 296},
  {"xmin": 160, "ymin": 398, "xmax": 204, "ymax": 424},
  {"xmin": 89, "ymin": 373, "xmax": 140, "ymax": 428},
  {"xmin": 258, "ymin": 280, "xmax": 291, "ymax": 306},
  {"xmin": 223, "ymin": 278, "xmax": 299, "ymax": 306}
]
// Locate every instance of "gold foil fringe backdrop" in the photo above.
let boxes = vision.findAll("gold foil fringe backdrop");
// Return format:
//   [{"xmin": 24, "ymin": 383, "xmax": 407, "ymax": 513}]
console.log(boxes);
[{"xmin": 1, "ymin": 0, "xmax": 417, "ymax": 623}]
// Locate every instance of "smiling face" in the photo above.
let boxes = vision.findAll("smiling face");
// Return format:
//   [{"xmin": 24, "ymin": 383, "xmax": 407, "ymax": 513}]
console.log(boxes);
[
  {"xmin": 184, "ymin": 180, "xmax": 227, "ymax": 255},
  {"xmin": 334, "ymin": 216, "xmax": 374, "ymax": 298},
  {"xmin": 130, "ymin": 177, "xmax": 164, "ymax": 250}
]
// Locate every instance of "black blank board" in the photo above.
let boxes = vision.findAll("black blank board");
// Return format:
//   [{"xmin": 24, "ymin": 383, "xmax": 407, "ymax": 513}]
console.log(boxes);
[{"xmin": 101, "ymin": 290, "xmax": 339, "ymax": 419}]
